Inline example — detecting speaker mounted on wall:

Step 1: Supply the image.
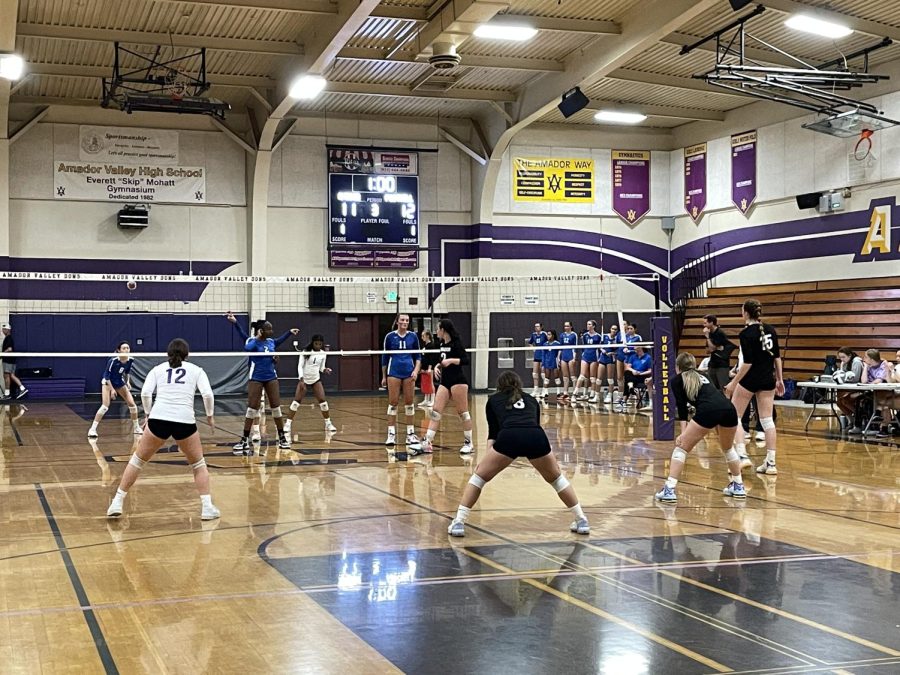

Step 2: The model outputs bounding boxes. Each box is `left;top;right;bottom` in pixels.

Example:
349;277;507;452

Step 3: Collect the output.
557;87;590;119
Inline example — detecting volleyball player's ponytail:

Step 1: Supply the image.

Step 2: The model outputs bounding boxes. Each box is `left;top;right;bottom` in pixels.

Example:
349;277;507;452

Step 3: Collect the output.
743;298;763;321
250;319;265;335
676;352;702;401
167;338;190;368
497;370;523;408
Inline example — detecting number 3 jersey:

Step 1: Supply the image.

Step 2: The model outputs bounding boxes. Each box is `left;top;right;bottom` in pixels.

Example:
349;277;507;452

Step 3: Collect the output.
738;322;780;388
141;361;214;424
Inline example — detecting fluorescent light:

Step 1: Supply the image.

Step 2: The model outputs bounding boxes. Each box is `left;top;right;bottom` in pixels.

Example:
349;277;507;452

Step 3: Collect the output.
785;15;852;39
473;24;537;41
0;54;25;81
594;110;647;124
289;75;327;100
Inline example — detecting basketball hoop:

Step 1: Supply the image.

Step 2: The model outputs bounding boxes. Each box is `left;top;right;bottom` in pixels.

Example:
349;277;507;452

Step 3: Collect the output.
854;128;874;161
164;69;186;101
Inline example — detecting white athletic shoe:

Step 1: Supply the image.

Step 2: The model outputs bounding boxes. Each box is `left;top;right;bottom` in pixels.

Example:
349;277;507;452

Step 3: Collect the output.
385;430;396;446
88;427;99;439
106;498;124;518
133;423;143;435
201;503;221;521
420;438;434;454
570;517;590;535
325;420;337;433
603;393;612;404
459;442;474;454
282;420;292;435
755;431;766;442
250;426;261;442
448;519;466;537
406;433;422;451
739;455;753;470
232;439;251;455
756;461;778;475
277;437;292;450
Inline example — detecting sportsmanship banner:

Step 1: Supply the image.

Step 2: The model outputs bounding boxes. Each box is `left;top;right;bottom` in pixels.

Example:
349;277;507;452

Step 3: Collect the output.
328;148;418;175
54;162;206;203
329;248;418;269
512;157;594;202
731;130;757;215
684;143;707;223
79;125;179;164
611;150;651;224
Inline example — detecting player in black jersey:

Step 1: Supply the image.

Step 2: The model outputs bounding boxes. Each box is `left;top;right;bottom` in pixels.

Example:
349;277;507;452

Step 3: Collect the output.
447;371;590;537
420;319;474;455
724;299;784;475
655;353;746;503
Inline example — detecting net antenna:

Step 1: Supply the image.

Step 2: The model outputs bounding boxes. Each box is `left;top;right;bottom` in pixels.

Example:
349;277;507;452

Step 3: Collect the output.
681;4;899;138
101;42;230;120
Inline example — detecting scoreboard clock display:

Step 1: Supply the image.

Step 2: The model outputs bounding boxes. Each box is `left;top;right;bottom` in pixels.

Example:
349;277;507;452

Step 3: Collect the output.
329;173;418;246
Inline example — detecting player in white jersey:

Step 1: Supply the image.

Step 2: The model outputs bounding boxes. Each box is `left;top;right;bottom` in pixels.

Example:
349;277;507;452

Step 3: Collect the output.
283;334;336;438
106;338;219;520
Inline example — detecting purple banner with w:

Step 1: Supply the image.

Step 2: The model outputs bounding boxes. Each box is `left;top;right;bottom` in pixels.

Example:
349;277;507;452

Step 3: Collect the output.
731;130;757;216
612;150;651;224
684;143;707;223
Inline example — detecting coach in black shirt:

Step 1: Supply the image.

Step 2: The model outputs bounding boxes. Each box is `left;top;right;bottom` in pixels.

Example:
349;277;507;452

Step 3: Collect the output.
703;315;734;392
1;323;27;399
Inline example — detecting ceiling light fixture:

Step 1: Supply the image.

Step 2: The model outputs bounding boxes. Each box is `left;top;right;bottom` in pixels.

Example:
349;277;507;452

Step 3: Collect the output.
0;54;25;81
289;74;327;100
473;24;537;41
784;15;853;39
594;110;647;124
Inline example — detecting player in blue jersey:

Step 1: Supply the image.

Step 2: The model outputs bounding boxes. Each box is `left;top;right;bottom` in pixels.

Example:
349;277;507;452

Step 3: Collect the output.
527;322;547;396
558;321;579;401
573;320;603;403
611;322;641;404
601;324;620;403
227;313;299;454
381;313;422;449
88;341;142;438
541;329;560;398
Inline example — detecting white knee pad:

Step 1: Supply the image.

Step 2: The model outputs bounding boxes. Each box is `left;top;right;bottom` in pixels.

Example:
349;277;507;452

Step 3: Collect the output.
405;404;415;417
724;448;739;463
268;406;282;418
128;454;146;470
589;377;595;385
468;474;486;489
429;409;443;421
289;401;301;412
245;407;260;419
97;405;109;416
460;411;471;421
128;405;138;415
550;475;570;493
387;404;398;415
554;378;561;386
672;448;688;463
191;458;207;471
319;401;329;412
760;417;775;431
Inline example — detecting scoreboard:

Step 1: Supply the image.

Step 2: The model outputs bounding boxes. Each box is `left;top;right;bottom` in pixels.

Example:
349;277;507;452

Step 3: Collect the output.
328;173;419;246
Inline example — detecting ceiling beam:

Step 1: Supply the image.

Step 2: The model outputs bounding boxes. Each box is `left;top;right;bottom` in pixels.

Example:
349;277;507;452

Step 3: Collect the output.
16;23;302;56
24;62;277;88
585;102;725;121
608;67;752;97
0;0;17;140
323;80;515;102
764;0;900;42
336;46;564;72
145;0;336;15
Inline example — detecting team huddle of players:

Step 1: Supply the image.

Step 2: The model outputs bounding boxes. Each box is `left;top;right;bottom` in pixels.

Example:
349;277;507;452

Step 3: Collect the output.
526;319;653;408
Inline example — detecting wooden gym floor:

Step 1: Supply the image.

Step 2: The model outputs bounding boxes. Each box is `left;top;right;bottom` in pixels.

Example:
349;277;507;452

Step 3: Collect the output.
0;395;897;674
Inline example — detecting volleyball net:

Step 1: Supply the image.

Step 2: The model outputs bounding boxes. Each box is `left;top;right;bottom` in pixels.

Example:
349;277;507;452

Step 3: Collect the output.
0;271;661;396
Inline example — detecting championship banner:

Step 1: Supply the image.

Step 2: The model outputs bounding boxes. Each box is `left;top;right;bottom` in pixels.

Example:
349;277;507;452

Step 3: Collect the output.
54;162;206;203
651;316;675;441
731;130;757;216
512;157;594;202
684;143;707;223
328;148;418;175
611;150;651;224
79;125;179;164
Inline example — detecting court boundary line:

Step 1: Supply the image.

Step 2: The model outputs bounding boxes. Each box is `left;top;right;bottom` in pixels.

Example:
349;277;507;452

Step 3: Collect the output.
33;483;119;675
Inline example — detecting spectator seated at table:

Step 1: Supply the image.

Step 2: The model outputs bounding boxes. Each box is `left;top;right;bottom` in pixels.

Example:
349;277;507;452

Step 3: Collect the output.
619;346;652;410
860;349;894;438
834;347;864;430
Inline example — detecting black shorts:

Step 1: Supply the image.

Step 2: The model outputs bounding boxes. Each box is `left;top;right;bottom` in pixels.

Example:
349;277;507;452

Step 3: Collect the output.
438;371;469;390
147;418;198;441
692;406;739;430
493;427;552;460
738;376;775;394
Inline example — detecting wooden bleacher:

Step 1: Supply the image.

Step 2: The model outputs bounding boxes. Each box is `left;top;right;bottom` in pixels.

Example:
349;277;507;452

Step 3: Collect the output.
677;276;900;381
